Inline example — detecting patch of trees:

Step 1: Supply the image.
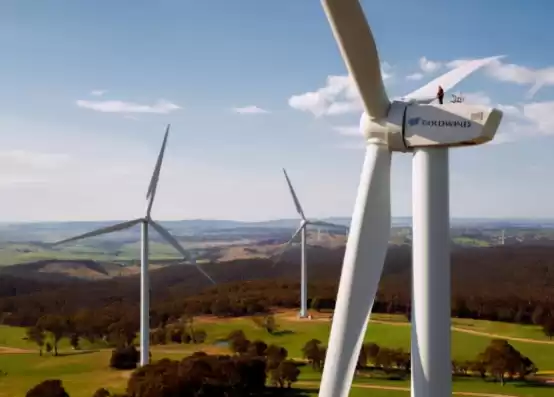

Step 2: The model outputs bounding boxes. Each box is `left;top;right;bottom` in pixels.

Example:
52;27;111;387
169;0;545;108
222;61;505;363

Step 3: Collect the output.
452;339;537;385
349;339;537;385
5;246;554;336
149;316;207;346
24;309;140;356
26;345;305;396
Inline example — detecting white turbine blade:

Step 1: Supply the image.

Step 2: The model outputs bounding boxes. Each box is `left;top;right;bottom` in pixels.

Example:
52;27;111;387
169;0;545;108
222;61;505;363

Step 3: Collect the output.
319;143;391;397
321;0;390;119
272;223;305;266
51;219;142;246
403;56;504;104
146;124;170;214
282;169;306;220
148;220;216;284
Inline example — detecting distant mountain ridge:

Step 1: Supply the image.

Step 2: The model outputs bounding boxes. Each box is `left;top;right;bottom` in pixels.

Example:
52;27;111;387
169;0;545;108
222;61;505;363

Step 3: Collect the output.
2;217;554;244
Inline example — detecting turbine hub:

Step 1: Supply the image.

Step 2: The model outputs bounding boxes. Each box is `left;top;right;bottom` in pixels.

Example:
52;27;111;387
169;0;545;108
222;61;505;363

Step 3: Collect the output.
359;101;409;152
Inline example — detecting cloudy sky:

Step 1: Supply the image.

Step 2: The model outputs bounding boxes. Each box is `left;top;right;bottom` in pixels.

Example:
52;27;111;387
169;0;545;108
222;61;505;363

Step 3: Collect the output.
2;0;554;222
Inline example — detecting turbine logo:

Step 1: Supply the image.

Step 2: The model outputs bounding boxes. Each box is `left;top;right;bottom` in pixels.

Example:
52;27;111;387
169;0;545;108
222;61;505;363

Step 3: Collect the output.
407;117;472;128
408;117;421;126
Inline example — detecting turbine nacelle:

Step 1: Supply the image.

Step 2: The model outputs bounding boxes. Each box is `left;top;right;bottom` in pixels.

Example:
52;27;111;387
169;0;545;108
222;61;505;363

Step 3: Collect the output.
360;101;503;152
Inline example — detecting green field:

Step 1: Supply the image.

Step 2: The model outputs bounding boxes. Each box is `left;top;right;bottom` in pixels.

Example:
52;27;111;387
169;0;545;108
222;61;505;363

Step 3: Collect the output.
0;241;199;266
1;313;553;396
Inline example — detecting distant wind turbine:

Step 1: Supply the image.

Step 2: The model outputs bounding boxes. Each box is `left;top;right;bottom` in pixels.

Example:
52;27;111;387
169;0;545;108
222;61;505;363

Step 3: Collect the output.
51;125;215;366
273;168;348;318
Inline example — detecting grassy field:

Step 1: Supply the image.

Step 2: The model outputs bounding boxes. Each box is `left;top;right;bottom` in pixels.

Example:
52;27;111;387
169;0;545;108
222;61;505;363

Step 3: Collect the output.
1;313;553;396
0;241;198;266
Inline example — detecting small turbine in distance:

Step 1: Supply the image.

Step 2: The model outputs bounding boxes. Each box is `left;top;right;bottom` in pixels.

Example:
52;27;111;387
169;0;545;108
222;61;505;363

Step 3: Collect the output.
50;124;215;366
272;168;348;318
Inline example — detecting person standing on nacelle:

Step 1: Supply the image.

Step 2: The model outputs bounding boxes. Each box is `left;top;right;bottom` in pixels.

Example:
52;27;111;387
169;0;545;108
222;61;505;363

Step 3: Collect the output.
437;85;444;104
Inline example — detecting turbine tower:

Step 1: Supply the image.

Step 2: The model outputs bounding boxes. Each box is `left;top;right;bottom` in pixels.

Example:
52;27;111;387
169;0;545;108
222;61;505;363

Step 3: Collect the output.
52;125;215;366
273;168;347;318
317;1;504;396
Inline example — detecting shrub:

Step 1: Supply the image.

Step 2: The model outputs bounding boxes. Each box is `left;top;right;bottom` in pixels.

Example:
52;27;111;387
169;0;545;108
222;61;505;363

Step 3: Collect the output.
110;345;139;370
26;379;69;397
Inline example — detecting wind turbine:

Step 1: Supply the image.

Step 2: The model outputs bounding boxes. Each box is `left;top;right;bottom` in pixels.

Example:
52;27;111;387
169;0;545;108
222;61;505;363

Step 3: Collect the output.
317;1;504;397
51;125;215;366
273;168;348;318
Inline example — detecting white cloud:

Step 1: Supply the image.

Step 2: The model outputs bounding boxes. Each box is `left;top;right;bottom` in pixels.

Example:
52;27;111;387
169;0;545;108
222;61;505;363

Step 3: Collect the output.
467;58;554;99
288;62;393;117
446;58;475;69
523;101;554;133
232;105;269;114
76;99;181;114
288;75;359;117
90;90;107;97
381;62;394;81
406;73;424;81
487;100;554;144
419;56;442;73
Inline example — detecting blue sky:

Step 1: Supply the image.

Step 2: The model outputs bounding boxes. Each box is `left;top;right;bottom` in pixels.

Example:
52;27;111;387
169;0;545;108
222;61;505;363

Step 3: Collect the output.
1;0;554;222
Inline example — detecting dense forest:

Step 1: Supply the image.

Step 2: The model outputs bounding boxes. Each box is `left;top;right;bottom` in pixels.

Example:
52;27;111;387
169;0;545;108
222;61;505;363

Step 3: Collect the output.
2;245;554;330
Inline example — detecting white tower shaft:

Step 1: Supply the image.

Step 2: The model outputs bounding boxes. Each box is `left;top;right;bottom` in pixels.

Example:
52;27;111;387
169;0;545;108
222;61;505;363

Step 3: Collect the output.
300;226;308;318
140;220;150;366
411;147;451;397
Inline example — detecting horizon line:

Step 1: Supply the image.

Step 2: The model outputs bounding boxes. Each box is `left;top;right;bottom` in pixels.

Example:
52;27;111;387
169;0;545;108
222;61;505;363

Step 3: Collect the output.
2;216;554;225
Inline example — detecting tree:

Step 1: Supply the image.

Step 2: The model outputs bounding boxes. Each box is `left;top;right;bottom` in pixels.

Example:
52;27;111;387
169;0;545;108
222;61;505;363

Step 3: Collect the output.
228;330;250;355
531;305;545;325
266;344;288;371
107;319;137;348
390;348;410;373
311;297;322;312
264;314;277;334
469;360;486;378
37;315;67;356
478;339;537;385
192;329;207;344
364;342;380;365
26;326;45;356
375;348;394;373
270;360;300;388
542;316;554;340
92;388;111;397
248;340;268;357
69;333;80;350
26;379;69;397
302;339;325;371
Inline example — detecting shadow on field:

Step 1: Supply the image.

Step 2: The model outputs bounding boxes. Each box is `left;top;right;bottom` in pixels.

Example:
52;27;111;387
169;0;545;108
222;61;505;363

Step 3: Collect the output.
56;349;98;357
515;380;554;388
262;387;312;396
272;330;294;337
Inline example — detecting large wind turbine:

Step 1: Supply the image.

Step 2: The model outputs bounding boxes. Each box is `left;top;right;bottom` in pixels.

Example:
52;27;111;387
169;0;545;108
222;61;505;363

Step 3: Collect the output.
51;125;215;366
318;1;503;397
273;168;347;318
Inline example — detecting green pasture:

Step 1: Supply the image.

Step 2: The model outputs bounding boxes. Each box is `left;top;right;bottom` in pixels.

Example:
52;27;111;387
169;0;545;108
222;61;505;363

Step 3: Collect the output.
0;240;204;266
1;314;554;396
